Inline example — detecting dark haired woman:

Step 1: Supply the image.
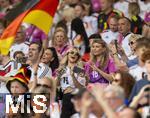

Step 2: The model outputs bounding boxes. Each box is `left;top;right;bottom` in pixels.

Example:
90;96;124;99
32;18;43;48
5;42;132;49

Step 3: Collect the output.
71;17;90;56
112;71;135;105
41;47;59;76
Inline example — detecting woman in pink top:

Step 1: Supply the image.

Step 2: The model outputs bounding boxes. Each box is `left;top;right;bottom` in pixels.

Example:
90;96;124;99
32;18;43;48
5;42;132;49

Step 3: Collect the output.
85;38;117;84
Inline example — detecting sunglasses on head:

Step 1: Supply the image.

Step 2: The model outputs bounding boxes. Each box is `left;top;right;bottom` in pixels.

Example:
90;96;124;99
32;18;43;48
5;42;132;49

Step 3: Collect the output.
128;41;135;46
37;84;52;89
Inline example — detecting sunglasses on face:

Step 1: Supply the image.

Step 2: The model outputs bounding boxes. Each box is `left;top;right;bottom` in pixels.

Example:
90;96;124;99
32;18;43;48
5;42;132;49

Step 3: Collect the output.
113;79;120;82
128;41;135;46
37;84;52;89
69;51;79;56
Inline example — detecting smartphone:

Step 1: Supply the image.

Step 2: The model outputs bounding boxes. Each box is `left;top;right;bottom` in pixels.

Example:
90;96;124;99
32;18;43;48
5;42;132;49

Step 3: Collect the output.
73;66;84;74
114;40;118;53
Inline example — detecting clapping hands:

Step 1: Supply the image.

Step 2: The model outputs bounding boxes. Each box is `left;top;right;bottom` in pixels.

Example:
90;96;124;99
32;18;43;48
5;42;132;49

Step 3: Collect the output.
90;84;105;102
89;62;99;71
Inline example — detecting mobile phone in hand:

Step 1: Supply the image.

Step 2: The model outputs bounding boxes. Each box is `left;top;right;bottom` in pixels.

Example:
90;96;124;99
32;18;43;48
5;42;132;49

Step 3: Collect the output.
114;40;118;53
73;66;84;74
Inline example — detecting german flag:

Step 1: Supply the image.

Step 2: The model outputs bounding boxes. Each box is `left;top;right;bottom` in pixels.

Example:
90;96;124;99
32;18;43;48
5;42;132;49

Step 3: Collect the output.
5;0;40;21
23;0;59;35
0;10;30;55
0;0;59;55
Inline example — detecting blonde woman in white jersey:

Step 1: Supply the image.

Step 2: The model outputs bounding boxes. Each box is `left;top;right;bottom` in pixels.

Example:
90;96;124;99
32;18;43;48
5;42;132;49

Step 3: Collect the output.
56;47;88;118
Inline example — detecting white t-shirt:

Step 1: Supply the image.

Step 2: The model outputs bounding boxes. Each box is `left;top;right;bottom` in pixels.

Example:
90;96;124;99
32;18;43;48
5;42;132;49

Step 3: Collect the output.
129;65;146;81
29;63;52;82
0;60;21;93
60;66;86;91
101;30;120;44
114;1;129;18
0;60;21;76
9;42;29;59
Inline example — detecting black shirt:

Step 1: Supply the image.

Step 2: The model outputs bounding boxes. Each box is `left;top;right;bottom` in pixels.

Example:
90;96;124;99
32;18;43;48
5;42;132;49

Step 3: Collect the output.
97;9;123;32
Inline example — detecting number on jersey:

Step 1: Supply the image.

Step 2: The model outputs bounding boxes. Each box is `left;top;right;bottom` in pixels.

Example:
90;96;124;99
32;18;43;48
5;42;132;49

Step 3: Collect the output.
63;77;69;84
92;71;99;78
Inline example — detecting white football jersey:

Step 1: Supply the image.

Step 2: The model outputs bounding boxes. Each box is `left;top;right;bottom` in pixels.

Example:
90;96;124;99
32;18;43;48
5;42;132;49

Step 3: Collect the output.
0;60;21;93
29;63;52;82
60;66;86;91
0;60;21;76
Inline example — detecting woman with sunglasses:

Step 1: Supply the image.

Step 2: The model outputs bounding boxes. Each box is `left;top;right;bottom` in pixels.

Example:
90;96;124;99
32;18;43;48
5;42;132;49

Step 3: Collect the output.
109;34;143;71
128;34;143;59
85;39;117;84
56;47;88;118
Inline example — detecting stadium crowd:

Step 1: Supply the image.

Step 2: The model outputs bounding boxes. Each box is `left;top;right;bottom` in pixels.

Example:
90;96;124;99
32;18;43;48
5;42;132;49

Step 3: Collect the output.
0;0;150;118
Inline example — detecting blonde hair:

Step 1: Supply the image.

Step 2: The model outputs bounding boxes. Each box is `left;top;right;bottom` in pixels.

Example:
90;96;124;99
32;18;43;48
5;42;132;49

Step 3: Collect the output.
52;28;68;46
128;2;140;17
90;39;109;69
62;7;75;22
60;47;83;67
129;34;143;42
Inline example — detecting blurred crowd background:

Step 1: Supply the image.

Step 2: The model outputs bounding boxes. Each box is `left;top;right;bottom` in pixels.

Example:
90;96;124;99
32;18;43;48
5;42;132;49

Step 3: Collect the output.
0;0;150;118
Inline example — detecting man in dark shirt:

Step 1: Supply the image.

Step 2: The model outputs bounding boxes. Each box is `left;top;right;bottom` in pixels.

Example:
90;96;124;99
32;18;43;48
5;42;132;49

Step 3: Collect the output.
97;0;123;32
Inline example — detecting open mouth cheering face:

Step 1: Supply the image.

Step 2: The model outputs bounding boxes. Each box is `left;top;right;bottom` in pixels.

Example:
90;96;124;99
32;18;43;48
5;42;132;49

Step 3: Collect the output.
68;48;80;63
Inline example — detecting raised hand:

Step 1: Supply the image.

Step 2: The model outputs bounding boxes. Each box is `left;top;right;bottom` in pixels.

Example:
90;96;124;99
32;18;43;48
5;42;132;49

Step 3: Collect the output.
137;84;150;99
90;84;105;101
130;84;150;108
31;48;44;91
89;62;98;71
108;44;117;55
